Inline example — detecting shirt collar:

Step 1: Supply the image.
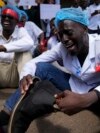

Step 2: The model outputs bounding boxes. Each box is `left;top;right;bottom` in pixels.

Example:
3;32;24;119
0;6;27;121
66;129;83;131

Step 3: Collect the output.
0;25;18;39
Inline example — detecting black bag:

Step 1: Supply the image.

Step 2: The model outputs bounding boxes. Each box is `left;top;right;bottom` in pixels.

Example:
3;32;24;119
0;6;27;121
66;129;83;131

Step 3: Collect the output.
8;80;61;133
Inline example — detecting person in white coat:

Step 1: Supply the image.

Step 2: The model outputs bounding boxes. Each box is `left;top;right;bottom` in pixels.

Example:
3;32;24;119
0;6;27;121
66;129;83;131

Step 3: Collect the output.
87;0;100;34
0;7;100;132
47;17;60;50
0;5;33;88
18;10;44;57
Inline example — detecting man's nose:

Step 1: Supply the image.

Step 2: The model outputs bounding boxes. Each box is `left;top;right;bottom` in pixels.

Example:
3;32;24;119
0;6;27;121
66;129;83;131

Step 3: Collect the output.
5;16;9;19
63;34;70;42
3;15;10;20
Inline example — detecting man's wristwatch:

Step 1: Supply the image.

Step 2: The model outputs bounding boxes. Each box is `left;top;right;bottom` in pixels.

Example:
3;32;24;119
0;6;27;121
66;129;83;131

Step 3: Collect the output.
94;90;100;100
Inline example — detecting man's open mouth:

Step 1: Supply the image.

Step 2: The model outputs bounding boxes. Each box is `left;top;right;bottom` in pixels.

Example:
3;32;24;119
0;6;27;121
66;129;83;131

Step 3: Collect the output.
3;21;10;26
65;44;74;48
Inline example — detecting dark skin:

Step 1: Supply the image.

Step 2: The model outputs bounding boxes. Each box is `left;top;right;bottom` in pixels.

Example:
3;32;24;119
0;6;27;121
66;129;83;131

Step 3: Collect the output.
94;0;100;5
58;20;89;57
20;20;98;115
79;0;88;10
49;18;60;41
0;14;18;52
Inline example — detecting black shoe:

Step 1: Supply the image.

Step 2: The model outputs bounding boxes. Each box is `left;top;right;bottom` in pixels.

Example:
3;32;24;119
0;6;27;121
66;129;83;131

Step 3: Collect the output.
8;80;61;133
0;125;8;133
0;110;10;126
0;127;4;133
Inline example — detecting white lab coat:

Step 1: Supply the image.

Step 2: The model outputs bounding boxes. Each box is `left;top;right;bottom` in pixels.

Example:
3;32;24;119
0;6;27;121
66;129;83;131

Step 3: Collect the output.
20;34;100;94
0;26;33;62
24;21;43;53
24;21;43;45
47;36;59;50
87;3;100;30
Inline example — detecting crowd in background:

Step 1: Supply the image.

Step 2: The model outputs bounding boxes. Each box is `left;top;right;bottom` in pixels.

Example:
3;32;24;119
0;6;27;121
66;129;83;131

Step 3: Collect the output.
0;0;99;78
0;1;100;32
0;0;99;70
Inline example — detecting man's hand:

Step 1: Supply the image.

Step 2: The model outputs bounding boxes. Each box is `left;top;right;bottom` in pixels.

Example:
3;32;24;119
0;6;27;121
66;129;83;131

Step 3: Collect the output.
55;90;98;115
0;45;6;52
19;74;33;94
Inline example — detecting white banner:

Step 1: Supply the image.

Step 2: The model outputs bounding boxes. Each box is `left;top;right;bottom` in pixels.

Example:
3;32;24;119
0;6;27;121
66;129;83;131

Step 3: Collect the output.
40;4;60;20
18;0;37;6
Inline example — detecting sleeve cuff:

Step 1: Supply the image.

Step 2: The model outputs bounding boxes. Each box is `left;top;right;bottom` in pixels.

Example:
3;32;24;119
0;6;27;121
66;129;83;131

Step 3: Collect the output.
94;86;100;92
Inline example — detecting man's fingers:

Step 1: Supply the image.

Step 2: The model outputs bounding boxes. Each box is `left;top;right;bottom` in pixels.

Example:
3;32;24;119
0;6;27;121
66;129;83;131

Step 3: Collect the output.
53;104;60;110
54;92;65;99
20;75;33;94
20;79;28;94
26;75;33;84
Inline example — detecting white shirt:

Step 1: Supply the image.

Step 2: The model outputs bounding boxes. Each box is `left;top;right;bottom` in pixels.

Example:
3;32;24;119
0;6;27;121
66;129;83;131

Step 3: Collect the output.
47;36;59;50
24;21;43;52
87;3;100;30
0;26;33;62
20;34;100;94
24;21;43;44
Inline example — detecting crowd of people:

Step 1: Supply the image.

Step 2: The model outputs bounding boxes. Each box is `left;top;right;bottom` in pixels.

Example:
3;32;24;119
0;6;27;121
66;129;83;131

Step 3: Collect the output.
0;0;100;133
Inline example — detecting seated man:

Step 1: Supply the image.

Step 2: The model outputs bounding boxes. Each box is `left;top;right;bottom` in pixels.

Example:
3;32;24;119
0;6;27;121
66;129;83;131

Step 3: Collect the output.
0;5;33;88
0;7;100;133
87;0;100;34
18;10;45;57
47;17;60;50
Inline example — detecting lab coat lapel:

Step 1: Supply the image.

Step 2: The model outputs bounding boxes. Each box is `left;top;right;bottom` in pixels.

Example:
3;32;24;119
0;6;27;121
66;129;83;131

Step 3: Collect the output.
81;35;95;74
81;55;91;74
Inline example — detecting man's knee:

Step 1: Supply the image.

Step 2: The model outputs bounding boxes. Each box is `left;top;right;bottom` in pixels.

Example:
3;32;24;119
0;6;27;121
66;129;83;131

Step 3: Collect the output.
36;62;53;78
36;62;51;70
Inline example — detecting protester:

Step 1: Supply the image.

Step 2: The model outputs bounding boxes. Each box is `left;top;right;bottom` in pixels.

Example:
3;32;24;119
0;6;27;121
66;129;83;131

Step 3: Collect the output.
0;5;33;88
47;17;60;50
18;10;44;57
87;0;100;34
0;7;100;132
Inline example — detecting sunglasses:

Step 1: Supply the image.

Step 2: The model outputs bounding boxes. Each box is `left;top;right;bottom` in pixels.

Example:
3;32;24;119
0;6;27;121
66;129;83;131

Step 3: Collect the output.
1;14;15;20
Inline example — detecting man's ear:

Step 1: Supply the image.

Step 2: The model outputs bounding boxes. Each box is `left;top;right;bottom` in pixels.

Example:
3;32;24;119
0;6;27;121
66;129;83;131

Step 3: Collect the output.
16;20;19;25
85;27;88;32
82;25;88;33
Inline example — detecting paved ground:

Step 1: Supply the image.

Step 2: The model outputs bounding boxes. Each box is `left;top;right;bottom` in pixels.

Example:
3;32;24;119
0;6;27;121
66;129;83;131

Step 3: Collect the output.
0;89;100;133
